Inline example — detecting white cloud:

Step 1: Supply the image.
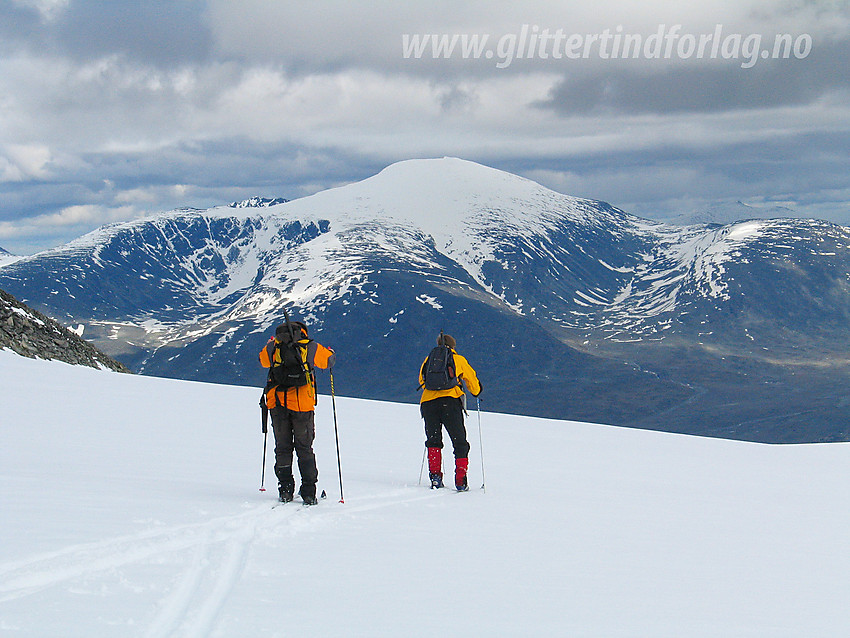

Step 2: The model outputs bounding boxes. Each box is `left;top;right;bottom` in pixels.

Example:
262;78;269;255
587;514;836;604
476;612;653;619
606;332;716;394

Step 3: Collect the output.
0;144;53;181
0;0;847;254
35;204;139;228
0;203;147;250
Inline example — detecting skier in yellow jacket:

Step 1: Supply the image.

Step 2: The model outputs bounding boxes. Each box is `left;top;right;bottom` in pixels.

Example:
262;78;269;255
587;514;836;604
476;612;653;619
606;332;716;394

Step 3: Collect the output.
259;320;335;504
418;333;481;491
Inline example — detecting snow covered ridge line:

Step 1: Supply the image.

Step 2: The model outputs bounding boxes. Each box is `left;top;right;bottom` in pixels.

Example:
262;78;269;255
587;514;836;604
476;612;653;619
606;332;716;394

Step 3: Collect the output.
402;24;813;69
0;254;22;268
0;244;21;268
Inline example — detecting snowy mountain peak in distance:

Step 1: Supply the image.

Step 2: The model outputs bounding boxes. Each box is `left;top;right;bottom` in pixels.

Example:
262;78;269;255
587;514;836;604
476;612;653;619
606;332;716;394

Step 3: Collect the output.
283;157;609;232
267;157;632;282
229;196;289;208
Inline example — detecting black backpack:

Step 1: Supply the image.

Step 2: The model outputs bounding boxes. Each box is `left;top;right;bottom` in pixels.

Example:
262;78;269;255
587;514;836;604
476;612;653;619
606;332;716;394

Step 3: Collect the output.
269;335;311;389
422;344;459;391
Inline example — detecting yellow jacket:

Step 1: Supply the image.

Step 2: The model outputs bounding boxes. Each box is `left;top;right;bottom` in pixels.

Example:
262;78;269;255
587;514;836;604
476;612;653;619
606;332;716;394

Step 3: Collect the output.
419;348;481;403
259;333;336;412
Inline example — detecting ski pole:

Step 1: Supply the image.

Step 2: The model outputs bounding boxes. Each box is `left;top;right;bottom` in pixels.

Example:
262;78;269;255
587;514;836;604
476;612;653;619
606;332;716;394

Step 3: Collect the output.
260;400;269;492
477;396;486;493
330;369;345;503
418;446;426;486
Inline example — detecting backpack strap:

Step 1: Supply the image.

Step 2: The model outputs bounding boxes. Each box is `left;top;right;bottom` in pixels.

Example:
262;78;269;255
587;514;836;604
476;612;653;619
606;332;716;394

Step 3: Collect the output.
416;357;428;391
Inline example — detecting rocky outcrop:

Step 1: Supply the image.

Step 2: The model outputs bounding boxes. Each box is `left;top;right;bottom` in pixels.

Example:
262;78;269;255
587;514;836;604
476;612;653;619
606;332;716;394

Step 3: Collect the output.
0;288;130;373
229;196;288;208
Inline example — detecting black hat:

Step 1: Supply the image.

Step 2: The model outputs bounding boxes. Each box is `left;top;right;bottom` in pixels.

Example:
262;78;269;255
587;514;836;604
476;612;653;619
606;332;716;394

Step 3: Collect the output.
276;321;307;339
437;333;456;349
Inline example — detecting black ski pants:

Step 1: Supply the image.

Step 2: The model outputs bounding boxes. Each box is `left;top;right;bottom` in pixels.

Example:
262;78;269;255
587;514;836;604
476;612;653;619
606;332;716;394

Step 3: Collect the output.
270;406;318;498
421;396;470;459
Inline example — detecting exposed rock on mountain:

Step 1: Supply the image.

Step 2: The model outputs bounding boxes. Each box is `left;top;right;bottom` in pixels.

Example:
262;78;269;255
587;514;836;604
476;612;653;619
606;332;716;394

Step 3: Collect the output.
229;197;289;208
0;288;129;373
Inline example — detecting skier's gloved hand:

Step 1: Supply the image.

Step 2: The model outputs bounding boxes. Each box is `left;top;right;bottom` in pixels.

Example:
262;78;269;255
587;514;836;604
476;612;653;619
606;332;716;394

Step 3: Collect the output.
474;380;483;397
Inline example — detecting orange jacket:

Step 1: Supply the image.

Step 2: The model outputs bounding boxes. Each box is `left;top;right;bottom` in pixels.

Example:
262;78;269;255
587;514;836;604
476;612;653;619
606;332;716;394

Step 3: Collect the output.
259;334;336;412
419;348;481;404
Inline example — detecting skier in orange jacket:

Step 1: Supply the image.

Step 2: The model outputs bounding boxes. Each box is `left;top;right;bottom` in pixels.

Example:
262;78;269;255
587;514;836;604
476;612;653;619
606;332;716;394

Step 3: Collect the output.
259;320;335;504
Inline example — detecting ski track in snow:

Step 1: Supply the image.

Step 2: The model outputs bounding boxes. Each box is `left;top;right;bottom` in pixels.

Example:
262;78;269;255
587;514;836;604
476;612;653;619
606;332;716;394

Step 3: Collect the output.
0;487;444;637
6;351;850;637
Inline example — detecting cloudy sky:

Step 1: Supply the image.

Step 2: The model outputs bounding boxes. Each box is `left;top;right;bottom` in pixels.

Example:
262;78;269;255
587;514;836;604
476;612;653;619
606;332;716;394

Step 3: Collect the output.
0;0;848;254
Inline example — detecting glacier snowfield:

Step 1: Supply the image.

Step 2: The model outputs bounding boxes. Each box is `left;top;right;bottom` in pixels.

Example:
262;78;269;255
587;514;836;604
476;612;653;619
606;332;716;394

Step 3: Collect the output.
2;350;850;637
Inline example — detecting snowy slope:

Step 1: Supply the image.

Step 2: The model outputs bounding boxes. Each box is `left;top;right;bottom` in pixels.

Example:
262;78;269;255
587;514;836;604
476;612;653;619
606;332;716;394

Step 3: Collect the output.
2;350;850;637
0;244;20;268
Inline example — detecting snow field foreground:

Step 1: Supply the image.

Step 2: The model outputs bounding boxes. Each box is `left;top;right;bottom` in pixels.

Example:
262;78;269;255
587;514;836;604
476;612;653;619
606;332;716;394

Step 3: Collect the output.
2;350;850;637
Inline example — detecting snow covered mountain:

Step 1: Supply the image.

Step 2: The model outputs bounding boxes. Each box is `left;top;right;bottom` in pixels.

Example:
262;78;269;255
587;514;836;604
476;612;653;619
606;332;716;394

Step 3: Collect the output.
2;158;849;441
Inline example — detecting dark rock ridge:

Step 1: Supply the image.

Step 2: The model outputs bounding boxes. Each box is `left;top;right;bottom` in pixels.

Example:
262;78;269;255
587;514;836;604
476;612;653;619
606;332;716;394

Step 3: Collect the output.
0;288;129;373
229;197;288;208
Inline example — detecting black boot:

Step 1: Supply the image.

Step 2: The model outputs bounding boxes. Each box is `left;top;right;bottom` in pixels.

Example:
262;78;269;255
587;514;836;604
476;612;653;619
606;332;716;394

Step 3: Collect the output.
300;485;318;505
277;472;294;503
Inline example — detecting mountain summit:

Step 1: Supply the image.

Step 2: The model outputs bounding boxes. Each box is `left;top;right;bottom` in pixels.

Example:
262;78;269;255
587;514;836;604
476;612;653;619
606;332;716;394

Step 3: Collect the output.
2;158;849;442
